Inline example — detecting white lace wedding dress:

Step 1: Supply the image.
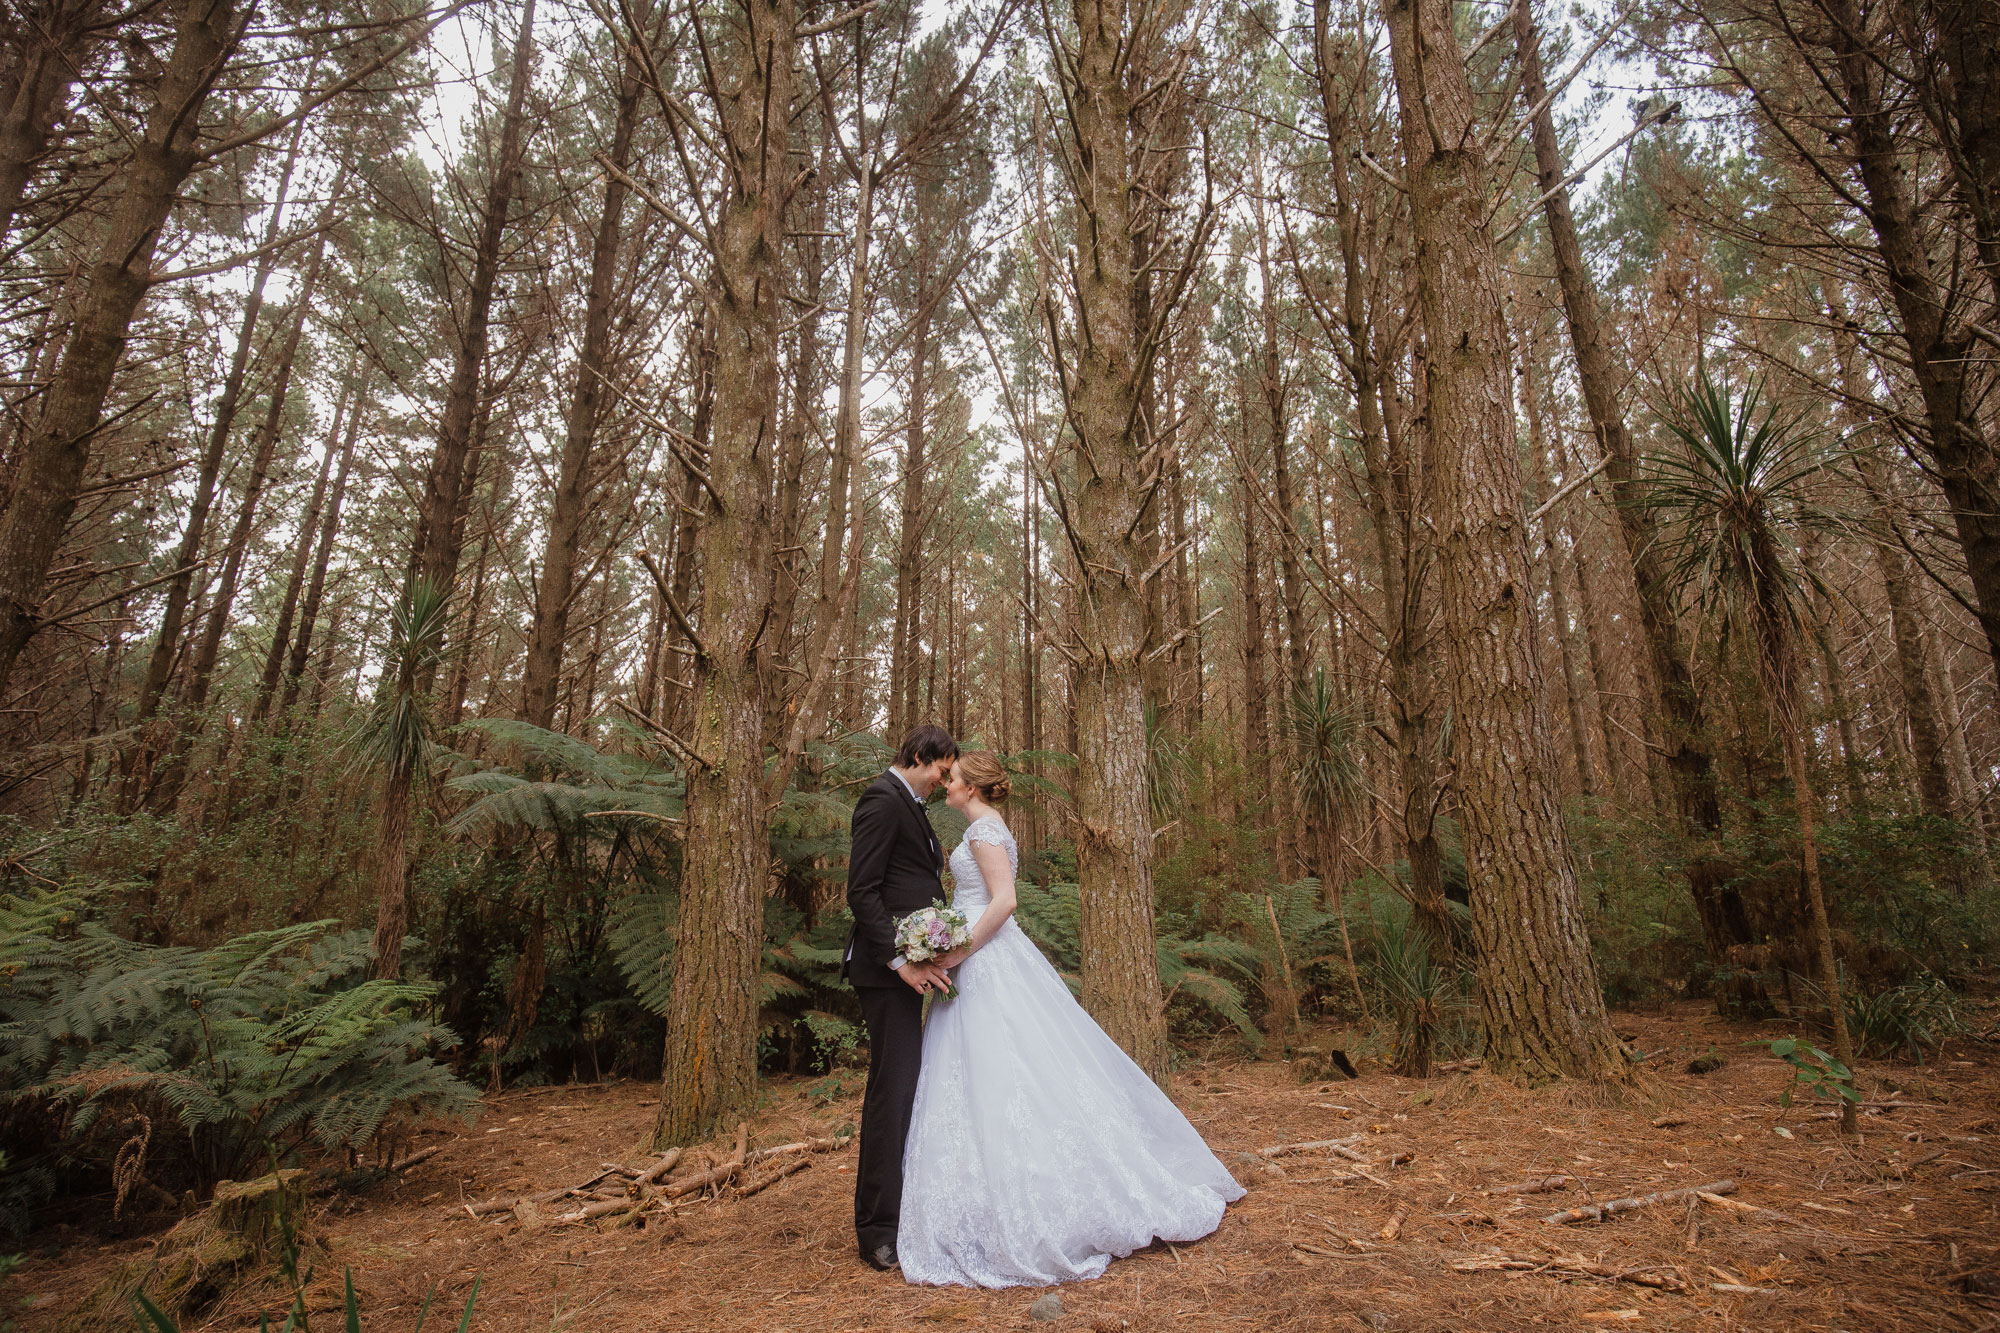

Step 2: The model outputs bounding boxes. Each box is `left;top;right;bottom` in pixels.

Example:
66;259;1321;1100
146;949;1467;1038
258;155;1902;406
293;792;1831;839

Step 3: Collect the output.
898;814;1245;1288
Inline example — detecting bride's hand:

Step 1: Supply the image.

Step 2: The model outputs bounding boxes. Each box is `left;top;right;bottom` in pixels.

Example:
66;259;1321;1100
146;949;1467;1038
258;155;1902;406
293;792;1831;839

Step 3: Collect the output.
936;947;970;969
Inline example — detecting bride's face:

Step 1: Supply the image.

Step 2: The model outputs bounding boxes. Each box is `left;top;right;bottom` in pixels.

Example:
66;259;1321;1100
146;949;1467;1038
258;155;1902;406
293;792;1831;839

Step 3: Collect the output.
942;766;975;811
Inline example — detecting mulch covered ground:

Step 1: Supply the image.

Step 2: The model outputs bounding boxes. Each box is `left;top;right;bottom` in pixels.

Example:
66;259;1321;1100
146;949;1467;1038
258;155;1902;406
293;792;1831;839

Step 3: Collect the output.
13;1002;2000;1331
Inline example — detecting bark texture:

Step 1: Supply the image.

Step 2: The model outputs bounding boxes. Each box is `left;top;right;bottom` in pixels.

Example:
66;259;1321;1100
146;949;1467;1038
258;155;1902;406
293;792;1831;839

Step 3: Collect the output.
0;0;242;701
1821;0;2000;680
409;0;536;598
653;0;793;1146
519;44;641;733
1510;0;1757;999
1385;0;1626;1081
1052;0;1170;1083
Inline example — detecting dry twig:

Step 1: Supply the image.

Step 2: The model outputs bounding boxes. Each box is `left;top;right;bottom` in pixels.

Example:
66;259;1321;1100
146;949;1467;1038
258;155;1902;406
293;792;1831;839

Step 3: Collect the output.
1544;1180;1737;1225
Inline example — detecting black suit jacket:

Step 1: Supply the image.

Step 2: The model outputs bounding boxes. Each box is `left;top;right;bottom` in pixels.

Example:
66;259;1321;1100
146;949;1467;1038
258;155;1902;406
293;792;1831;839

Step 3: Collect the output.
842;772;945;989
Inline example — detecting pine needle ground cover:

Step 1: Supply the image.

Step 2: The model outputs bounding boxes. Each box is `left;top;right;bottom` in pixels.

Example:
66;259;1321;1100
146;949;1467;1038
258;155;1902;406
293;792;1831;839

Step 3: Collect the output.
9;1003;1995;1332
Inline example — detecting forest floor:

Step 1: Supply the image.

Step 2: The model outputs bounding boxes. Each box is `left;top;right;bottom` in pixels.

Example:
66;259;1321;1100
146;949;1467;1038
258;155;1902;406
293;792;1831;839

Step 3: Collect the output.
13;1002;2000;1332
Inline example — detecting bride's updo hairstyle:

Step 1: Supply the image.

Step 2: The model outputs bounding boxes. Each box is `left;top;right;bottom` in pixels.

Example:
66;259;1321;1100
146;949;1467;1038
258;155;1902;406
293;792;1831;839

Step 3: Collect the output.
956;750;1011;804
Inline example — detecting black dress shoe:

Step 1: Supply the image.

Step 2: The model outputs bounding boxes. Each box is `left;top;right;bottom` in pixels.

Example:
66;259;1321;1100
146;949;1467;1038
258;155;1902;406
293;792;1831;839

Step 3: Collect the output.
863;1243;900;1272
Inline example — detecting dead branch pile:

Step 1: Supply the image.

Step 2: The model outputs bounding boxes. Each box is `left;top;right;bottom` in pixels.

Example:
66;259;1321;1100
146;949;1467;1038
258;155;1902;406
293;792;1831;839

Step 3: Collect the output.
456;1124;851;1229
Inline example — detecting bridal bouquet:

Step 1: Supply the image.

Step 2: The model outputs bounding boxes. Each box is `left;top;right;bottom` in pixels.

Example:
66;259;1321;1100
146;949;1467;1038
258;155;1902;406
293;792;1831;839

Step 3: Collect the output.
895;901;972;998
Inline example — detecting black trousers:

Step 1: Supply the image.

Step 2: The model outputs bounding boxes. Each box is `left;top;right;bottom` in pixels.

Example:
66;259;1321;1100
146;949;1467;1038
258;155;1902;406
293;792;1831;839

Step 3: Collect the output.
854;981;923;1253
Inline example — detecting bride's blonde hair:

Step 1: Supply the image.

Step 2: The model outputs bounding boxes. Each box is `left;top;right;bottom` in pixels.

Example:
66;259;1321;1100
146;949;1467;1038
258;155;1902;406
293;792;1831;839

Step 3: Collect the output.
955;750;1011;803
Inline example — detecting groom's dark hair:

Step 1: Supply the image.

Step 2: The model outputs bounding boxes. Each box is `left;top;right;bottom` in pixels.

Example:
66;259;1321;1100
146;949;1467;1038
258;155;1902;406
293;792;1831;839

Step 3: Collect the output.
895;724;959;769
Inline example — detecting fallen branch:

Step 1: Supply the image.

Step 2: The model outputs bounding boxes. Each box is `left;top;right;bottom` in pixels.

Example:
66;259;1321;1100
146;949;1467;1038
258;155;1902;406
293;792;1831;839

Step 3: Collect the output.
634;1147;685;1187
1379;1207;1408;1241
1544;1180;1736;1225
735;1155;812;1199
1292;1241;1385;1259
1453;1252;1691;1292
744;1135;849;1167
1488;1174;1576;1195
464;1164;631;1217
394;1144;444;1173
1259;1136;1365;1160
1696;1190;1809;1228
662;1122;749;1199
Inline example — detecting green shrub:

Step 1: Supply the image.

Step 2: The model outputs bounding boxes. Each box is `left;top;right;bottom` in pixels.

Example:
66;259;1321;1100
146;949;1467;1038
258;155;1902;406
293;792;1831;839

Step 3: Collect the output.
0;888;477;1197
1842;973;1964;1061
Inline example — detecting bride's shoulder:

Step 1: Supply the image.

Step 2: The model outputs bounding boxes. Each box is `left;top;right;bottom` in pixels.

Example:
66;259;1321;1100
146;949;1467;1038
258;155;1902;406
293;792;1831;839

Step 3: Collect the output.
963;812;1014;845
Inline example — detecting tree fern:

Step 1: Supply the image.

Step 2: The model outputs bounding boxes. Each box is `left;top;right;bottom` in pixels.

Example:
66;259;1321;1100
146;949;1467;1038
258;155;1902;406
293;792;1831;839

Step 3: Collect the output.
0;888;477;1188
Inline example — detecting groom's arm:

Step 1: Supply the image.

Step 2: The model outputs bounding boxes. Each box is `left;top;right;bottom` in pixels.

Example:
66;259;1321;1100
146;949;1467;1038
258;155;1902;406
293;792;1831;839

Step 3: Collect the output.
845;791;904;969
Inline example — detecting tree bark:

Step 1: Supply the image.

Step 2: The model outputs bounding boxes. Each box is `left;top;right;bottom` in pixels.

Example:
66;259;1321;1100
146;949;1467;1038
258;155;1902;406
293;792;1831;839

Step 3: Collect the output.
1819;0;2000;681
252;351;355;724
1386;0;1626;1081
180;234;329;716
0;0;110;241
408;0;536;598
1048;0;1171;1082
519;37;641;734
0;0;244;702
134;115;310;727
1511;0;1759;1001
282;365;366;716
652;0;793;1145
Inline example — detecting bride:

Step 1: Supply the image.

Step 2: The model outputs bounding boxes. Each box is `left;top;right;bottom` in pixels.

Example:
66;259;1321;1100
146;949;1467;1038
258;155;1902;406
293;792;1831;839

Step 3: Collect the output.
896;750;1245;1288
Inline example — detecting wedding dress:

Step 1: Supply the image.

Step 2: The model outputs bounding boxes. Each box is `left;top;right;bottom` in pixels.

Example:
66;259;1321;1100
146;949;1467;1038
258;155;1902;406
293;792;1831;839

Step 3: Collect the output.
898;814;1246;1288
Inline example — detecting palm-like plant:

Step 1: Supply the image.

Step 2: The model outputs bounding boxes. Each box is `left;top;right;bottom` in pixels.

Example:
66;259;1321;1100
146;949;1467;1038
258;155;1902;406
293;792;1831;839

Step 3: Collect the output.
1288;668;1367;1015
353;578;451;981
1644;373;1858;1130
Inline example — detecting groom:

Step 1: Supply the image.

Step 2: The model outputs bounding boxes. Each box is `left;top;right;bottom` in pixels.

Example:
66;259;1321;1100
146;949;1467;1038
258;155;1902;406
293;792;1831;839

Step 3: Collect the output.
843;723;959;1272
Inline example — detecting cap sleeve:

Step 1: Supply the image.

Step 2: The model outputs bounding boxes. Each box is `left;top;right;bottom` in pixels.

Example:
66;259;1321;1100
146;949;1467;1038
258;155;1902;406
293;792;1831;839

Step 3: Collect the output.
964;815;1014;849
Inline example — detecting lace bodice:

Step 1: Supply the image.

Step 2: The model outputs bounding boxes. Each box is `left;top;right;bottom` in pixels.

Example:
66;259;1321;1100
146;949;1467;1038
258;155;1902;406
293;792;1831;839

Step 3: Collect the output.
947;815;1017;914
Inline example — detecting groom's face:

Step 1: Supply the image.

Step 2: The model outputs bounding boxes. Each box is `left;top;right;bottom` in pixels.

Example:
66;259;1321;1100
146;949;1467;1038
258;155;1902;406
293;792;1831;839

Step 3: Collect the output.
911;754;954;796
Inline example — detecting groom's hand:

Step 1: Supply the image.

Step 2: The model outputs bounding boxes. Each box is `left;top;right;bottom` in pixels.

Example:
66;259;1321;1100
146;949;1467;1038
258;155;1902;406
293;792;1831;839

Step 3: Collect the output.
900;962;946;994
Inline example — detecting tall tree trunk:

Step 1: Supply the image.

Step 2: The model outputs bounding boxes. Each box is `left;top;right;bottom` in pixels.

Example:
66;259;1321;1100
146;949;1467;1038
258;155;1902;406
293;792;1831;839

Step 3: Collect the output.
181;234;328;715
1050;0;1170;1081
0;0;243;702
0;0;109;240
252;351;355;724
1310;0;1453;956
1511;0;1756;1001
813;156;876;728
409;0;536;598
1240;453;1271;820
369;763;415;980
519;41;640;734
1919;0;2000;312
1819;0;2000;680
663;306;715;734
1250;149;1309;690
652;0;793;1145
891;309;934;737
282;366;366;715
1387;0;1626;1081
135;116;309;726
766;138;824;739
502;29;643;1065
1519;326;1597;800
